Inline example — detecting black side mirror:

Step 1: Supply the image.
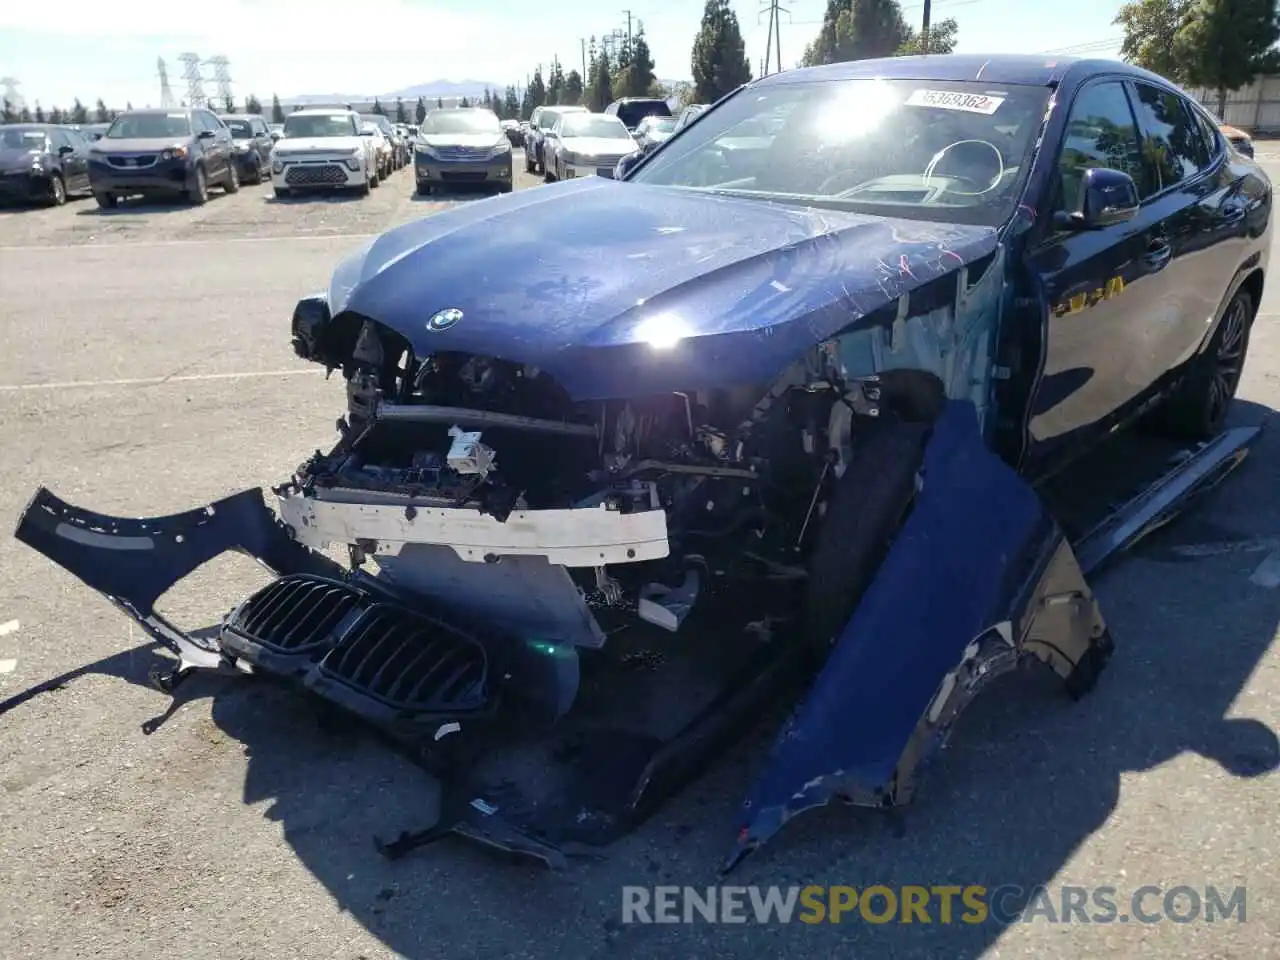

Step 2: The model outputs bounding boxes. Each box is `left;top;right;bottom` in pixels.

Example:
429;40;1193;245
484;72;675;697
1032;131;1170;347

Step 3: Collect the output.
58;145;74;155
1058;167;1140;230
613;150;645;180
197;129;216;140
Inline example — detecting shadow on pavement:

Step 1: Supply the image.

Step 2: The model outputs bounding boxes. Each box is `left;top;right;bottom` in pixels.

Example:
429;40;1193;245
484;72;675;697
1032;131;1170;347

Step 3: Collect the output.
3;404;1278;959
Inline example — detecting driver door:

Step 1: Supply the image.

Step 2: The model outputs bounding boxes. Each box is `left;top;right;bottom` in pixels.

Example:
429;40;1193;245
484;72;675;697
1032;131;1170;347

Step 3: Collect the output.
1022;77;1178;475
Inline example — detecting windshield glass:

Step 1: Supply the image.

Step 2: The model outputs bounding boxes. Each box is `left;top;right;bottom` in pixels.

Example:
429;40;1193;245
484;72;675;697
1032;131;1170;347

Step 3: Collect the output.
282;113;358;138
561;115;631;139
422;111;501;135
225;119;253;138
105;113;191;139
0;127;47;149
629;79;1051;226
647;117;678;134
361;115;393;133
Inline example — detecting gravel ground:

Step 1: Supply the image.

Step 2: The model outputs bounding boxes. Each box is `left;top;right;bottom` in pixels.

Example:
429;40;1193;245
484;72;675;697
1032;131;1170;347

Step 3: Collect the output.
0;152;1276;960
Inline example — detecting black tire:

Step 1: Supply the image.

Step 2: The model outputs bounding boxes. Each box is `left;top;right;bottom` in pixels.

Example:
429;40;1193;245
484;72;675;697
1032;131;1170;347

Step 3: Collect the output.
47;173;66;206
804;418;930;658
1152;288;1254;440
94;191;115;210
273;187;291;200
357;177;372;197
250;158;264;184
524;152;535;174
188;165;208;205
223;163;240;194
416;183;432;196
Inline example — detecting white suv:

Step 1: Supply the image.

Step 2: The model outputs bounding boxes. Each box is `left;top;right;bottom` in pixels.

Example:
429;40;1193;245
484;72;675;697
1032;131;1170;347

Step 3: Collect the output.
270;108;377;198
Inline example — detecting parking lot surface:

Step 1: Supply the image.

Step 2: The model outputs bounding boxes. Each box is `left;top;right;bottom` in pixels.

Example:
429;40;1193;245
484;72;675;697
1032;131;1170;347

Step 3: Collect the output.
0;153;1277;960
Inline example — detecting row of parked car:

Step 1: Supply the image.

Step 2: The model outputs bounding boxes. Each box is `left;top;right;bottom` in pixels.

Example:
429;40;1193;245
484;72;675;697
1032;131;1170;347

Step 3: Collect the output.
0;107;418;208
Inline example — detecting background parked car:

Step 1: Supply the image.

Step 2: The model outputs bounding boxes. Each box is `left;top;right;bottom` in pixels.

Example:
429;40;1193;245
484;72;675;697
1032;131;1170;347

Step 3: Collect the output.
222;114;274;184
0;123;92;206
673;103;707;131
1216;117;1255;157
525;104;587;174
88;108;237;208
267;123;284;142
544;112;638;181
361;123;395;179
413;107;512;195
634;114;678;153
500;119;522;147
271;108;377;198
604;96;672;133
79;122;111;142
361;114;405;169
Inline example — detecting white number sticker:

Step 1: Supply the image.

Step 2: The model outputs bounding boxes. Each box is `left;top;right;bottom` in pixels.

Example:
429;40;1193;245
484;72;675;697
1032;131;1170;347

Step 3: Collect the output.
905;89;1007;115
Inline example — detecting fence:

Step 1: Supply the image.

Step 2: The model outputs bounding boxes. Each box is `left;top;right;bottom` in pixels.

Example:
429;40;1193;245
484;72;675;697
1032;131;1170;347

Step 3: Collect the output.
1186;75;1280;133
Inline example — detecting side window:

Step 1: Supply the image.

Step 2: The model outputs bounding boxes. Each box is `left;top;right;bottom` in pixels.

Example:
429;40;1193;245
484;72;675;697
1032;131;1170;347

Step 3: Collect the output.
1056;81;1145;212
49;129;70;150
604;103;617;116
1130;82;1206;191
66;129;87;149
191;113;209;133
1190;106;1222;161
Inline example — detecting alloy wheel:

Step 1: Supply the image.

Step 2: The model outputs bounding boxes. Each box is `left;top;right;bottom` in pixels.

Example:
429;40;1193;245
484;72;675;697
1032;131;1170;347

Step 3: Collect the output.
1206;297;1248;425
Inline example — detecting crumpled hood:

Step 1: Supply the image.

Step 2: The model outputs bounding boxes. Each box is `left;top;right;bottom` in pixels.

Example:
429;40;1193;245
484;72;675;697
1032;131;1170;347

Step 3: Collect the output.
328;177;998;399
91;137;190;153
0;147;44;171
274;136;362;154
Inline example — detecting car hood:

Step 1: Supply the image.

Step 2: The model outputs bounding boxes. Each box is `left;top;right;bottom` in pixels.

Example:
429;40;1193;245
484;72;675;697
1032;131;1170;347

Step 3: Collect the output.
0;147;44;170
275;136;363;153
329;178;999;399
561;136;636;156
419;133;506;149
91;137;191;153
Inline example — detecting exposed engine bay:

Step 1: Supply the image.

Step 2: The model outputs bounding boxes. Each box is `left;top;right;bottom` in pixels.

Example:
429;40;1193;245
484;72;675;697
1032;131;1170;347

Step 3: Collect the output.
287;304;943;647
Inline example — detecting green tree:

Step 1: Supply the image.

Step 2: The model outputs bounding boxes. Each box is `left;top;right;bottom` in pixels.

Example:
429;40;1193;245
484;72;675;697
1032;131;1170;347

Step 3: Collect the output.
271;94;285;123
223;94;235;113
395;97;407;122
483;88;495;113
896;17;959;54
547;58;565;105
1175;0;1280;115
436;96;444;108
70;98;89;123
802;0;911;65
245;94;262;114
691;0;753;103
616;24;657;96
1115;0;1193;82
49;106;64;123
371;97;386;115
563;69;585;105
94;98;111;122
525;68;547;117
19;105;32;121
416;97;428;123
504;85;521;118
589;51;614;110
1;98;15;122
125;101;133;110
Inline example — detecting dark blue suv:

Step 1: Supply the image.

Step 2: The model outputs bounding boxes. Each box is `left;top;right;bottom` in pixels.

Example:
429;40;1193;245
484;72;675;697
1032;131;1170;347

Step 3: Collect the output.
88;107;239;208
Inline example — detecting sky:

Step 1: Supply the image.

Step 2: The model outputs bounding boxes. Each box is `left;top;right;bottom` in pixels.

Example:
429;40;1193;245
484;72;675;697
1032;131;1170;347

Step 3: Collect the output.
0;0;1127;111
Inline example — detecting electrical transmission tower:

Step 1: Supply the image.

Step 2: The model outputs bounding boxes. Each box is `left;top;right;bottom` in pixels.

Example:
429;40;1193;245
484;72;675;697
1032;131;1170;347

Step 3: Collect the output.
157;58;177;108
600;28;626;61
1;76;22;109
177;52;207;107
206;55;233;107
760;0;788;76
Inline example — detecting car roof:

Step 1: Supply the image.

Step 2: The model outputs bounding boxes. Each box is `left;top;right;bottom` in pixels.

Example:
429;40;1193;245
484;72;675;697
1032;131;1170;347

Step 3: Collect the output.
221;114;257;121
755;54;1168;89
117;108;193;115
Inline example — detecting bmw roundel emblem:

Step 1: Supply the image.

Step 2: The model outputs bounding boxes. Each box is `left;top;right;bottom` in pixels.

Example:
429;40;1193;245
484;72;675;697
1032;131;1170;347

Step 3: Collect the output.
426;308;463;332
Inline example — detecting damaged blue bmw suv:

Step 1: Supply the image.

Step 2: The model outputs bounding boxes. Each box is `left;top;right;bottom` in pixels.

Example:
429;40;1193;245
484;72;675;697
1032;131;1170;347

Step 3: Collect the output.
17;55;1271;871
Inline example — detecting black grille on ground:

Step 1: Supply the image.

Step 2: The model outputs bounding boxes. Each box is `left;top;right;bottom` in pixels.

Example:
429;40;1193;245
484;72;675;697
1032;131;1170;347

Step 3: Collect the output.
317;604;488;712
285;164;347;185
223;574;363;656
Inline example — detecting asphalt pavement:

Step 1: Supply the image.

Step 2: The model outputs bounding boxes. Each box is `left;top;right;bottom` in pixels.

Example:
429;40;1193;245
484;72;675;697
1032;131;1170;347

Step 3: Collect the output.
0;152;1276;960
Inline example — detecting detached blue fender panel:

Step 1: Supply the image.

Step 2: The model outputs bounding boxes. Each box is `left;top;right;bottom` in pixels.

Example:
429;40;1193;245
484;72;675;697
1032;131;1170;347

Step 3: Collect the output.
729;400;1108;868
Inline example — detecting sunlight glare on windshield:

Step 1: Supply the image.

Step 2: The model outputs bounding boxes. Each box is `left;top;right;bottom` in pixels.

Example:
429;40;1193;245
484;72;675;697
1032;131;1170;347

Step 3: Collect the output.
813;79;900;143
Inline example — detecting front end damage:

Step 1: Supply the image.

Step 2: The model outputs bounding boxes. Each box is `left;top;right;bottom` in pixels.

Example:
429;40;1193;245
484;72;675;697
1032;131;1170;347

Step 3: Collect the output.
16;239;1205;870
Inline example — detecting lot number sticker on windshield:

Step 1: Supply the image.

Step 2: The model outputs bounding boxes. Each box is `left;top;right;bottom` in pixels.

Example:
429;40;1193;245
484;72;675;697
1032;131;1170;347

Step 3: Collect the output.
906;89;1006;114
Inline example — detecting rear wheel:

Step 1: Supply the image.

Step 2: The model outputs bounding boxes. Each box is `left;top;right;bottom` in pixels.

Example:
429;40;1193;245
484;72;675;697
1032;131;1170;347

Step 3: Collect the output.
187;166;208;205
46;173;66;206
223;163;240;194
524;151;535;174
1152;288;1254;440
804;417;930;659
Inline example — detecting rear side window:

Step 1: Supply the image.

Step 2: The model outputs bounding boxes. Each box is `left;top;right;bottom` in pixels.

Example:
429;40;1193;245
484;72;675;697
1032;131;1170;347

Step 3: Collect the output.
616;100;671;128
1056;81;1146;211
1130;82;1209;191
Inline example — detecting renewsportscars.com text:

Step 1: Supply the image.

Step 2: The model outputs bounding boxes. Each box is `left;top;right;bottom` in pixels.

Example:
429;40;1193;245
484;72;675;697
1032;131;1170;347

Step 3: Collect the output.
621;884;1248;925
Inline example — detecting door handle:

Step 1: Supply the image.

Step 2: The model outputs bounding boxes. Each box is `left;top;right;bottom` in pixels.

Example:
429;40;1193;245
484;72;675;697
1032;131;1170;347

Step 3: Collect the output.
1144;238;1172;270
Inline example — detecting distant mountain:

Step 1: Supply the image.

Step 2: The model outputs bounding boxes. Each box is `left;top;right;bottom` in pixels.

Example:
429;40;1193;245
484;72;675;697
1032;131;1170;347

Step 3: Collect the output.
287;80;506;106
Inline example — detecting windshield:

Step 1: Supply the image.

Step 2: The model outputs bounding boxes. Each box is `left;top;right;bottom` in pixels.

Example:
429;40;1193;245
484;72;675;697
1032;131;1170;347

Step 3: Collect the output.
648;117;677;134
225;120;253;138
629;79;1051;227
0;128;47;149
616;100;671;128
361;115;393;133
105;113;192;139
282;113;358;138
561;115;631;139
422;111;501;135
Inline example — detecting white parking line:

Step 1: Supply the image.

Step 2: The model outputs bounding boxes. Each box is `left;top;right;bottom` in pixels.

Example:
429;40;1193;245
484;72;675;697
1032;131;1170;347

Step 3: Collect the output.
0;232;377;253
0;369;323;392
0;620;17;637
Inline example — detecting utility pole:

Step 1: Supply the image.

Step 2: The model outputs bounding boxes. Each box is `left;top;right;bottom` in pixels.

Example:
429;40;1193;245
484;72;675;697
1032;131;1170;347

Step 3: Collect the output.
580;38;588;79
760;0;788;75
921;0;932;54
623;9;633;48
